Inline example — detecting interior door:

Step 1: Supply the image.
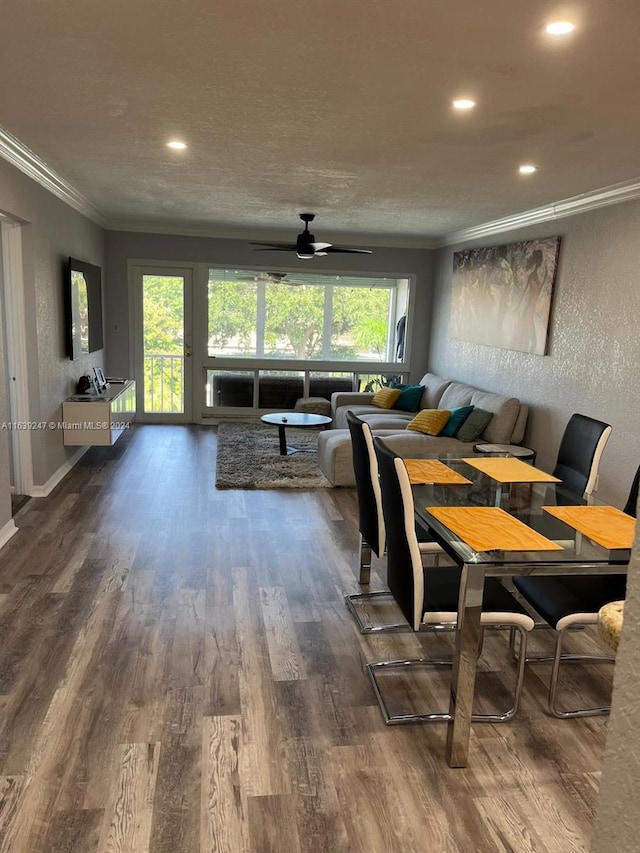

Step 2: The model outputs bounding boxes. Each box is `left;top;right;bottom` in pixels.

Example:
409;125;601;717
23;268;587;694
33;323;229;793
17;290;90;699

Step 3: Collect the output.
133;266;193;422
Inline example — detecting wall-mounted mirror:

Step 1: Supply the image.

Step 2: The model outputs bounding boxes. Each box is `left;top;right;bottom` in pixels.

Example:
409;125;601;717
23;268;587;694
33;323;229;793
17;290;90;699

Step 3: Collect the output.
65;257;104;359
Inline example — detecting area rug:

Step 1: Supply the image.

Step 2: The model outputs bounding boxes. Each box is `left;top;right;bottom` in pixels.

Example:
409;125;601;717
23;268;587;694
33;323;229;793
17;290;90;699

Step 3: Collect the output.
215;423;332;489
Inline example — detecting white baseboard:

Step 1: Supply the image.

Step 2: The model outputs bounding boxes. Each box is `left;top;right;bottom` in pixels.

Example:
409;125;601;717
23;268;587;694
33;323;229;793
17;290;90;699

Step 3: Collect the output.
30;446;90;498
0;519;18;550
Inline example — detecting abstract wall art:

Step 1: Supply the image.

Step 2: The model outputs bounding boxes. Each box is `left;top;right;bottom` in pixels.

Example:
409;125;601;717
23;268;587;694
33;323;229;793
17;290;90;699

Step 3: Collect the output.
451;236;561;355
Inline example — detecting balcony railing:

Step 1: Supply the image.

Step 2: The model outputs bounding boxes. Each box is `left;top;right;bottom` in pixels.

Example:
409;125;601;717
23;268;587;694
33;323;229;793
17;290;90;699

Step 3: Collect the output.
144;354;184;413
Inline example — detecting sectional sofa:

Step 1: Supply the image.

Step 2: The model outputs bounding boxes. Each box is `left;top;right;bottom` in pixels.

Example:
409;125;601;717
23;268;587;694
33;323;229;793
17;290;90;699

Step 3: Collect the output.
317;372;529;486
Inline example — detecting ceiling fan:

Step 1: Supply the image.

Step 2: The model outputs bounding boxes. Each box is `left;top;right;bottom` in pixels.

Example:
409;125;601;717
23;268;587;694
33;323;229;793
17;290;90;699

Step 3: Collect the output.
234;271;310;286
250;213;373;260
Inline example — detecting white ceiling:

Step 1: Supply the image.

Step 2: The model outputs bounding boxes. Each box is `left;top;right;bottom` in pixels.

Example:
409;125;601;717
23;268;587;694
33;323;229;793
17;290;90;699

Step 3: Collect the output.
2;0;640;245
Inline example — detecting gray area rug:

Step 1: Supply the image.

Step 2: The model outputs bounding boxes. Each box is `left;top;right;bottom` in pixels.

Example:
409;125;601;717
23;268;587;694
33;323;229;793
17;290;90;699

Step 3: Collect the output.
215;423;332;489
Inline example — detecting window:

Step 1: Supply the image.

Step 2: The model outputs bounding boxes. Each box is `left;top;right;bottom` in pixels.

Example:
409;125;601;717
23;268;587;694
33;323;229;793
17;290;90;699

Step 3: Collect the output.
207;270;408;363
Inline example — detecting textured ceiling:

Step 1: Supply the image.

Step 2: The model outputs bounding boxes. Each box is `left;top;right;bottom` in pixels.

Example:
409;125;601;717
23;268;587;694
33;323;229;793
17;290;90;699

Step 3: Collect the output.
1;0;640;244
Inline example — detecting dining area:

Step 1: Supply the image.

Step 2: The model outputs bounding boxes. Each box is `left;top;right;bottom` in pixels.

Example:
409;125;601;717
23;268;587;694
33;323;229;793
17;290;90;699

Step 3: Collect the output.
344;411;637;769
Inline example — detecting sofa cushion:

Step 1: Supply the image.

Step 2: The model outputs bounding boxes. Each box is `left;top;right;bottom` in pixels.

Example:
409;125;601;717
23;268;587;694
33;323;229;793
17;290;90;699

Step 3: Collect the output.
456;408;494;442
469;390;520;444
418;373;452;409
438;382;476;410
358;413;415;430
440;405;475;437
392;384;424;412
407;409;451;435
371;387;402;409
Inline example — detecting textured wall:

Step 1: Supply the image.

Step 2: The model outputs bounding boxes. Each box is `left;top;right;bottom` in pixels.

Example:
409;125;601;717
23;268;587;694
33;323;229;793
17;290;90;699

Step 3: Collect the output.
590;504;640;851
428;200;640;507
0;158;104;488
104;230;435;385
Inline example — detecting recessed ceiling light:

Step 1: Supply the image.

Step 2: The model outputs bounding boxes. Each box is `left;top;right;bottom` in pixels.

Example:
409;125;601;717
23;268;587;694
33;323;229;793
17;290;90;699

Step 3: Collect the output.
519;164;537;175
167;140;188;150
453;98;476;110
546;21;575;35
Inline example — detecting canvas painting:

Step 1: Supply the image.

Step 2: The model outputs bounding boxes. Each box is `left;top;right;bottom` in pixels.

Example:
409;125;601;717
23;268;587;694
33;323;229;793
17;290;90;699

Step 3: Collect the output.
451;237;561;355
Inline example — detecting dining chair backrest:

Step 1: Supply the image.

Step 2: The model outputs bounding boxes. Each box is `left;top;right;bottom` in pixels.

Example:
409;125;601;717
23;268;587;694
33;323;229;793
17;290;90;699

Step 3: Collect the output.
623;464;640;518
553;413;612;497
346;411;385;558
373;437;424;630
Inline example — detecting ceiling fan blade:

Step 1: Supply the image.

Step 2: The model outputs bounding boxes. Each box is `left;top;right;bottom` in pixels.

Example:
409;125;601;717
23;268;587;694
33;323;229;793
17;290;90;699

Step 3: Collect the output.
249;241;297;250
252;247;296;252
323;246;373;255
309;242;332;251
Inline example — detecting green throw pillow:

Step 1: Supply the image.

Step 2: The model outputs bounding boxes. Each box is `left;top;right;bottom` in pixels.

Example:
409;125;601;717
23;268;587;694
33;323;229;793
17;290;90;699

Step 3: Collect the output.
440;405;474;437
393;384;424;413
456;408;493;442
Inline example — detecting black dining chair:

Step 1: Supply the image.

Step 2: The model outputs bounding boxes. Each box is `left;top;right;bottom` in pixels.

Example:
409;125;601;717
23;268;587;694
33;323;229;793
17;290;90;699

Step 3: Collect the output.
365;437;535;725
511;462;638;718
344;411;443;633
552;413;612;497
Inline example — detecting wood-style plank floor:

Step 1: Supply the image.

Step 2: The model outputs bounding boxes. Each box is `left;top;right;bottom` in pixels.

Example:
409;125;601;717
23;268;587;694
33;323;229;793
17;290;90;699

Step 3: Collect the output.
0;425;614;852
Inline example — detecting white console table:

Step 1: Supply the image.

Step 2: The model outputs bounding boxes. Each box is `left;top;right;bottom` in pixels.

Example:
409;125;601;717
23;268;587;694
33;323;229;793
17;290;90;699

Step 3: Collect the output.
62;380;136;446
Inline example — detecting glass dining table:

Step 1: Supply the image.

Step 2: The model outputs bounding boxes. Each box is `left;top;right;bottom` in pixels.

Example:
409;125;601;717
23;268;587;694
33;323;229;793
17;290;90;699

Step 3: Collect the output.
407;453;633;768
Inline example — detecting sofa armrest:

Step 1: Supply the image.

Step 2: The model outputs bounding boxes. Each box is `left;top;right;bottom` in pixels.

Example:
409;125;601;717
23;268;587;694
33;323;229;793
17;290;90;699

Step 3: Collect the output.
331;391;375;415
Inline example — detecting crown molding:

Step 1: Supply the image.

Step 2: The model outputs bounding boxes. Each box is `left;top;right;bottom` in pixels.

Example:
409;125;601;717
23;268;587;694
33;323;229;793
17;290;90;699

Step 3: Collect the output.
0;127;107;226
2;122;639;248
440;177;640;247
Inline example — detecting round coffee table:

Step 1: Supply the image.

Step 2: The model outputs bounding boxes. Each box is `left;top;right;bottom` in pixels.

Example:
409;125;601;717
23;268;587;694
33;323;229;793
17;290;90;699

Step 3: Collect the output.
260;412;332;455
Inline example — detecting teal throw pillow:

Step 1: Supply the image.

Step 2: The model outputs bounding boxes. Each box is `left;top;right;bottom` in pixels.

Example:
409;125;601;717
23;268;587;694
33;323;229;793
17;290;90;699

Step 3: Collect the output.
393;384;424;413
440;405;475;437
456;408;493;442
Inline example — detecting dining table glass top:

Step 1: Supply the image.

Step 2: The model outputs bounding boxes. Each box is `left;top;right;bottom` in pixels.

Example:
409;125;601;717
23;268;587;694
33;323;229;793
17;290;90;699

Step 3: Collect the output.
406;453;633;568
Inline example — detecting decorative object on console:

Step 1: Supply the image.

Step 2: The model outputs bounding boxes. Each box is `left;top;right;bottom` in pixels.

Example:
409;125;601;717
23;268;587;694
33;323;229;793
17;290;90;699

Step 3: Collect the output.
93;366;107;390
76;375;92;394
451;236;561;356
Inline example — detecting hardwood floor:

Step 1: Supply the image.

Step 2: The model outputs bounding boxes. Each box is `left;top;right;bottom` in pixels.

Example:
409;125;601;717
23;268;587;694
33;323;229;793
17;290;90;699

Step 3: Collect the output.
0;424;613;852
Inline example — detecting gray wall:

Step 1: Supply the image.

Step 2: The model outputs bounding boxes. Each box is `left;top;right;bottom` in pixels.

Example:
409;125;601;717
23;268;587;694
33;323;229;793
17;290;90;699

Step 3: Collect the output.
428;199;640;508
0;157;105;493
103;230;435;384
591;511;640;851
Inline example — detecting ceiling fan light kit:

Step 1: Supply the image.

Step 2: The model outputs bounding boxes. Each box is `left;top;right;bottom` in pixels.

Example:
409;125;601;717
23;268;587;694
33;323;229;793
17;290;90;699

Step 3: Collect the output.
250;213;373;260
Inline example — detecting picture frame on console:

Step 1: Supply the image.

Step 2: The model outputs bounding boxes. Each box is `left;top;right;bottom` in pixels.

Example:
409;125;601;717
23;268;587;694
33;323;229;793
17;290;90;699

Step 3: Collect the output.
93;366;107;390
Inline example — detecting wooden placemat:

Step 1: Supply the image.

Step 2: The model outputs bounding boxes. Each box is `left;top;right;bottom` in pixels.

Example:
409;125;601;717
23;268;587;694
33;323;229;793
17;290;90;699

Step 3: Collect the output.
462;456;561;483
426;506;564;552
404;459;472;485
542;505;636;549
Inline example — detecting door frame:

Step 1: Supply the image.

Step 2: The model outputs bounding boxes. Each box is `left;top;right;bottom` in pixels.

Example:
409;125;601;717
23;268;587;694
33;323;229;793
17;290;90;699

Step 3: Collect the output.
130;261;196;423
0;219;34;495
